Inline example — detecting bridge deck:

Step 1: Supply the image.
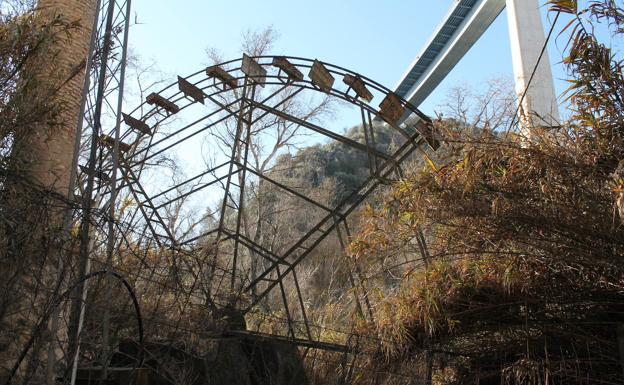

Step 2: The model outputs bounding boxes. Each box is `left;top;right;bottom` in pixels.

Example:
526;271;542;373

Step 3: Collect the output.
394;0;506;122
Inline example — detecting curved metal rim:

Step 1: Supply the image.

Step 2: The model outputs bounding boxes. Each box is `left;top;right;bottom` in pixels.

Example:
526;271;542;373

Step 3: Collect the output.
122;55;429;134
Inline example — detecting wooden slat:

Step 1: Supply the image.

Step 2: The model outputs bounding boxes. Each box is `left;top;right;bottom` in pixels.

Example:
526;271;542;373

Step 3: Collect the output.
178;76;205;104
146;93;180;114
378;92;405;125
272;56;304;81
343;74;373;102
241;53;267;86
206;65;238;89
100;134;131;153
308;60;334;93
122;113;151;135
414;120;440;150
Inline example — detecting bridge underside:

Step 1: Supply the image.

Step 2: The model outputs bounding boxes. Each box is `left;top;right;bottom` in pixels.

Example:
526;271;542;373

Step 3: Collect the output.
395;0;561;128
395;0;506;124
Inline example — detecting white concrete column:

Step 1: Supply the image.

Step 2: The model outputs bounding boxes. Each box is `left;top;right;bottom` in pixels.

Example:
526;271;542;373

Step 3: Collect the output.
506;0;560;132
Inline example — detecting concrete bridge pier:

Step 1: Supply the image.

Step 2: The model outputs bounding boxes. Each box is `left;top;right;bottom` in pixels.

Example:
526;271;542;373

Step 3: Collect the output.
506;0;561;132
394;0;562;134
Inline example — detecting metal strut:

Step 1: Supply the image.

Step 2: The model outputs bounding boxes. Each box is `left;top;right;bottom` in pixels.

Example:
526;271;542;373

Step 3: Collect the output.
66;0;133;383
89;55;438;357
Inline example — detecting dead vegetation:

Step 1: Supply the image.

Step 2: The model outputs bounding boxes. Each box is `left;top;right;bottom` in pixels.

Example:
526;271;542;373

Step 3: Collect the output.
349;1;624;384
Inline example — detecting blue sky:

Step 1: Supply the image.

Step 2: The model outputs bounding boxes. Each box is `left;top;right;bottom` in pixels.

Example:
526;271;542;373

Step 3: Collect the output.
128;0;571;122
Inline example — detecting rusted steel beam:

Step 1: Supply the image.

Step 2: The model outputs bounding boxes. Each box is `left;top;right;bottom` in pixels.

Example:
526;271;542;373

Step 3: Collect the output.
153;169;240;210
119;164;177;248
233;161;335;214
150;161;230;201
248;100;391;161
220;229;285;265
414;119;440;150
79;165;110;183
244;133;426;312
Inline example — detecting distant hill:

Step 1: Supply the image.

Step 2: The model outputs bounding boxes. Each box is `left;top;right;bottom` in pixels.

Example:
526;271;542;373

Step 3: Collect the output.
270;123;405;205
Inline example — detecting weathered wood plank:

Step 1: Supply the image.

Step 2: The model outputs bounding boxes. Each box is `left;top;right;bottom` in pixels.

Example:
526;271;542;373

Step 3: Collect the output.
378;92;405;125
122;113;151;135
178;76;205;104
309;60;334;93
206;65;238;89
241;53;267;86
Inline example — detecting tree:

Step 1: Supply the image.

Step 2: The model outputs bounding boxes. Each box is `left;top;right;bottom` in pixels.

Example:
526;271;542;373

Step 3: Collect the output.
437;76;517;132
